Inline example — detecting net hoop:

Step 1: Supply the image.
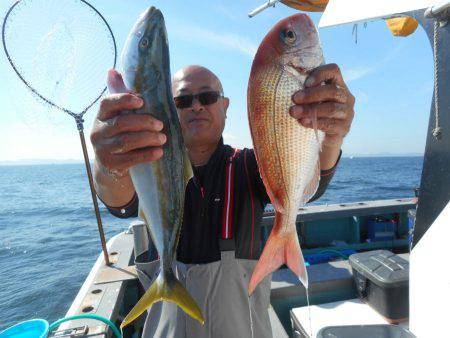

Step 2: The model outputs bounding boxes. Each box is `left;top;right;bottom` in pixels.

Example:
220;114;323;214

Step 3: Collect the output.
1;0;118;118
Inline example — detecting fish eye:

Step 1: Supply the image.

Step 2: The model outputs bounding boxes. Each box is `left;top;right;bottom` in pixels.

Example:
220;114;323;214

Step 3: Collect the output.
282;29;297;44
139;37;149;49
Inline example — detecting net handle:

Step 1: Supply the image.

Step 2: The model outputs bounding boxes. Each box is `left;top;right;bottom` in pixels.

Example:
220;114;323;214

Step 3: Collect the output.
2;0;117;266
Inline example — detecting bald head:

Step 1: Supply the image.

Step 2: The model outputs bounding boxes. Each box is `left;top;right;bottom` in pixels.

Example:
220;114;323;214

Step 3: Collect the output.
171;65;229;149
172;65;223;96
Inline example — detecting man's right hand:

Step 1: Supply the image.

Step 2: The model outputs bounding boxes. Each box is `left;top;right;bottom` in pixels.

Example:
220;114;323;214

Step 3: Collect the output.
90;93;166;178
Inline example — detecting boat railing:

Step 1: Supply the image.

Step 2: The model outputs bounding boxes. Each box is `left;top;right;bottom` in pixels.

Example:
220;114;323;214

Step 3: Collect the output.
261;198;416;255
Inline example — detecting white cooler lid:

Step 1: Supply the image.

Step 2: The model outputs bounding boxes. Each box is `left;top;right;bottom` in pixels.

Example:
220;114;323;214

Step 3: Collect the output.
290;298;407;337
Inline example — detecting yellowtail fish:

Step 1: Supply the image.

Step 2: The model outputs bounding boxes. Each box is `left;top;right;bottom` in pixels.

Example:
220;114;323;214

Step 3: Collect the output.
107;7;204;329
247;13;325;295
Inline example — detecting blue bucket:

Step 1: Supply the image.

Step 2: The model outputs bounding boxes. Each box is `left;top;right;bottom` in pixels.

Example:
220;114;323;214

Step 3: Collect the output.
0;319;49;338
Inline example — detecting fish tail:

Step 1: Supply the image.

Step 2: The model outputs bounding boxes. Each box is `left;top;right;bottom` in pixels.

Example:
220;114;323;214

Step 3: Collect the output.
301;161;321;205
248;213;308;295
121;270;205;329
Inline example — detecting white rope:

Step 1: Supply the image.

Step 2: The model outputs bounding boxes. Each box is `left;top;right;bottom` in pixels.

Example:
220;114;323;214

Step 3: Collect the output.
432;21;442;140
247;295;254;338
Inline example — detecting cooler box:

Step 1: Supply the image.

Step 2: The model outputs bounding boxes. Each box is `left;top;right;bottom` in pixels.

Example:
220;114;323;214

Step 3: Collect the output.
290;298;391;338
349;250;409;323
317;325;415;338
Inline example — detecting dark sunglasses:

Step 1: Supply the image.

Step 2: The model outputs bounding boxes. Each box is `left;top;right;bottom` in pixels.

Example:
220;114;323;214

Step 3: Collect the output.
173;91;222;109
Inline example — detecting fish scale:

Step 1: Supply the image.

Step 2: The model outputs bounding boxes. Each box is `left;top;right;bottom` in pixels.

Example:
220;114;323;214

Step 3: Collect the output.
248;13;324;295
275;70;311;205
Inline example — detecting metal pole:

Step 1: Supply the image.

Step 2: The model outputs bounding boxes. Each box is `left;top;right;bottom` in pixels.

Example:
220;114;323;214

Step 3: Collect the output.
412;8;450;247
76;116;111;266
424;1;450;19
248;0;281;18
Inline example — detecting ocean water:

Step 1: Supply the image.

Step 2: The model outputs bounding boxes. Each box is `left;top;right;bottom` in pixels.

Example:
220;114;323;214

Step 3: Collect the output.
0;157;423;330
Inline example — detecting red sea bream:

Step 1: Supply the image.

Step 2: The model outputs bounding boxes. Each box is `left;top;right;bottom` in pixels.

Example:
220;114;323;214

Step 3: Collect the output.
247;13;325;295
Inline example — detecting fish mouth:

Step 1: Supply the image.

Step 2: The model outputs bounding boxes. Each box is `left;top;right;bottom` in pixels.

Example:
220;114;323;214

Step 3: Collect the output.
288;62;313;75
142;6;159;20
133;7;163;38
135;7;163;33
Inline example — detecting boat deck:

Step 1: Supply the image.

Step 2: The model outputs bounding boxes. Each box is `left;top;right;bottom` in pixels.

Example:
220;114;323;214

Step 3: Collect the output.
55;199;415;337
57;230;290;337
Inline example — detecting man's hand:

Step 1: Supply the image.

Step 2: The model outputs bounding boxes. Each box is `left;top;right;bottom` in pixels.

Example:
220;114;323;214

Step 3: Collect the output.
91;94;166;178
289;63;355;148
90;91;166;207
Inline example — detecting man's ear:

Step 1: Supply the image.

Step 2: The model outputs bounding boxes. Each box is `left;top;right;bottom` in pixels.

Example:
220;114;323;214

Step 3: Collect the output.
222;97;230;118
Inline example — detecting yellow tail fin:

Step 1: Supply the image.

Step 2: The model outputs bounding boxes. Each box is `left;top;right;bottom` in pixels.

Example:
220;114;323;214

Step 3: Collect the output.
120;270;204;329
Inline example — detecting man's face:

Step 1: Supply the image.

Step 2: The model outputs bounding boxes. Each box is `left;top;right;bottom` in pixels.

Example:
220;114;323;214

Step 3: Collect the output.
173;69;229;148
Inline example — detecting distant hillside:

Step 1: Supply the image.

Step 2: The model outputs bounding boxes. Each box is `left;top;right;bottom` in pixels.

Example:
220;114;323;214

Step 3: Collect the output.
343;152;423;158
0;153;424;166
0;159;84;166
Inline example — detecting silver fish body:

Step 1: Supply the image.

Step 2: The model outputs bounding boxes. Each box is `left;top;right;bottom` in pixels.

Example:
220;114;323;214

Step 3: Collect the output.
110;7;203;328
122;7;186;274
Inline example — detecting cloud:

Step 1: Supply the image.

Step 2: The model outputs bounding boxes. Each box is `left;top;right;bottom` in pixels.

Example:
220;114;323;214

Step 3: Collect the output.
223;132;252;149
214;4;242;21
223;132;238;142
342;66;374;82
172;24;257;58
342;44;406;83
1;122;93;161
352;89;369;104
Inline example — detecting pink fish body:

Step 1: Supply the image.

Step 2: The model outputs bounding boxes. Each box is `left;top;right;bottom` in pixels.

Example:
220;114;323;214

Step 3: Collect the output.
247;13;325;294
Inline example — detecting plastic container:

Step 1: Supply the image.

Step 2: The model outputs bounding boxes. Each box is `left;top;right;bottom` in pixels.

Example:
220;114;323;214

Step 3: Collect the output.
0;319;49;338
349;250;409;323
304;249;356;265
317;324;415;338
366;217;396;242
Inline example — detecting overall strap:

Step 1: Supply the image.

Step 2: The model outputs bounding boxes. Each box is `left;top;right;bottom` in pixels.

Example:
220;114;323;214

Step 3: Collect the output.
219;148;240;251
243;149;255;259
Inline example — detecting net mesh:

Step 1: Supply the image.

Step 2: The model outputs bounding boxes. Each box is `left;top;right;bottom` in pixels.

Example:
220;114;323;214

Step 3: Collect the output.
2;0;116;117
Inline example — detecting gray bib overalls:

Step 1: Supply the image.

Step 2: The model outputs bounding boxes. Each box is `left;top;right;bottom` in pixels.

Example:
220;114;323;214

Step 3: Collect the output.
136;149;273;338
136;238;272;338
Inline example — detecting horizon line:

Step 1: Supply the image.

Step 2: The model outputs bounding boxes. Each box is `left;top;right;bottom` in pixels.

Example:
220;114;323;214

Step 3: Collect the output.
0;153;425;166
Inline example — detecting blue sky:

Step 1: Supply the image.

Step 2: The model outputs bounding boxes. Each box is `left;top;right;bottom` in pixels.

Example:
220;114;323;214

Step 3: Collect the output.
0;0;434;161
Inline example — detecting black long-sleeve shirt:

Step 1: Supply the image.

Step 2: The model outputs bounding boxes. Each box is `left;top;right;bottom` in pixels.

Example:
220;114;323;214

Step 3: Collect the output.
106;139;340;263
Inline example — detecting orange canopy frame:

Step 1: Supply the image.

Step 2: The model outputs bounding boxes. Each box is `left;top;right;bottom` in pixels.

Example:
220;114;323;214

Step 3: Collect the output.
281;0;419;37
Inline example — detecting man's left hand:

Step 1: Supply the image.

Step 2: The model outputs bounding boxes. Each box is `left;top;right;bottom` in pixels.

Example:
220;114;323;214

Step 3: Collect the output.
289;63;355;147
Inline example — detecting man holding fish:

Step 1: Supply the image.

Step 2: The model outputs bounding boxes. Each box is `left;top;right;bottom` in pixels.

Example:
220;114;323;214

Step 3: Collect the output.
91;9;354;338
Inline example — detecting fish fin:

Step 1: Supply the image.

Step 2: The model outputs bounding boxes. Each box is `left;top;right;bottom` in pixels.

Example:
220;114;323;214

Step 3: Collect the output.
183;150;193;186
311;110;321;150
138;207;147;224
252;146;284;213
107;69;128;94
301;161;320;205
248;214;308;295
121;270;205;329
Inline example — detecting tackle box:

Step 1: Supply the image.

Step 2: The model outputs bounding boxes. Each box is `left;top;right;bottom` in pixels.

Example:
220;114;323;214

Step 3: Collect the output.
349;250;409;323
